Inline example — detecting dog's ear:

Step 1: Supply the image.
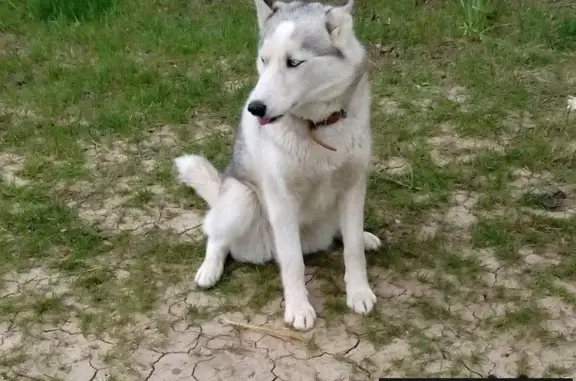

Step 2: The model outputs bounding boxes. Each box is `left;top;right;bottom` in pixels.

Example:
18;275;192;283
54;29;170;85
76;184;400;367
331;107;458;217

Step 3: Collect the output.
341;0;354;14
325;1;354;43
254;0;285;30
254;0;273;30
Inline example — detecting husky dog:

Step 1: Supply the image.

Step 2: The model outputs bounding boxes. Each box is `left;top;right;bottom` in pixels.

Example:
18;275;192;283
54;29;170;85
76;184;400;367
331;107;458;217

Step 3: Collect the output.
174;0;381;331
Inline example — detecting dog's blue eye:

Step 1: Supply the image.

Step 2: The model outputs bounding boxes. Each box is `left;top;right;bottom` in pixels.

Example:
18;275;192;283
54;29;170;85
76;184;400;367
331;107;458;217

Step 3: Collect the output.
286;58;304;68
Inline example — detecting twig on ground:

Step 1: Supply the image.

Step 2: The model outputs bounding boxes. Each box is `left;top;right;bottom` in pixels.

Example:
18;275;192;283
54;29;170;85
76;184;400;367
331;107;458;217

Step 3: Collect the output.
380;175;422;191
219;317;311;343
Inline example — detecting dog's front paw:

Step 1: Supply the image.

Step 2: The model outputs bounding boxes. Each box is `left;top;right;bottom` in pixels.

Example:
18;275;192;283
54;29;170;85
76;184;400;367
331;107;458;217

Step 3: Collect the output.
346;285;376;315
194;258;224;288
284;299;316;331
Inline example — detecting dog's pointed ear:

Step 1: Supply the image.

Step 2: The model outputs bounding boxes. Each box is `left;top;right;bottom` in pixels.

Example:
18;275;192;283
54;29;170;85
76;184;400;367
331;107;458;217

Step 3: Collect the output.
254;0;285;30
325;1;354;43
255;0;273;30
341;0;354;14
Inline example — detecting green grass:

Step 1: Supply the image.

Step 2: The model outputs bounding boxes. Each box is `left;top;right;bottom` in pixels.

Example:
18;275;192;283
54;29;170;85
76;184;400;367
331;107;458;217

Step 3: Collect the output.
186;305;213;325
1;0;576;377
32;0;116;22
31;295;65;316
458;0;502;40
360;312;415;347
492;306;548;329
0;185;106;271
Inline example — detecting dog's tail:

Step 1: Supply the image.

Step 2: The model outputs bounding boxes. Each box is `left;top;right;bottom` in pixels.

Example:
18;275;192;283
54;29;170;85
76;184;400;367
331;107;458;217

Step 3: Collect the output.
174;154;221;207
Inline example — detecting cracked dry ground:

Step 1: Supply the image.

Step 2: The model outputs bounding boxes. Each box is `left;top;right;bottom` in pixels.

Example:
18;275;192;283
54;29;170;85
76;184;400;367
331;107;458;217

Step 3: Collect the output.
2;122;576;380
2;0;576;379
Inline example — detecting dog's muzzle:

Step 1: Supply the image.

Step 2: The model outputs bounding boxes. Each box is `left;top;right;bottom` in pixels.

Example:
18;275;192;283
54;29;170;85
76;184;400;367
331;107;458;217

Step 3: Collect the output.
247;100;283;125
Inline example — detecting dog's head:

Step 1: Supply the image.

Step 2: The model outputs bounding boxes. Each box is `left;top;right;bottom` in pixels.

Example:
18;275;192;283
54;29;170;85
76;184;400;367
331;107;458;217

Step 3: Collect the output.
247;0;365;125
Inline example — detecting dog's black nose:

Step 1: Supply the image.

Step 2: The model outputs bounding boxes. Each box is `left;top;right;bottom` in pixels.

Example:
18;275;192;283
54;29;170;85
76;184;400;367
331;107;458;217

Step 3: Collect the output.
247;101;267;117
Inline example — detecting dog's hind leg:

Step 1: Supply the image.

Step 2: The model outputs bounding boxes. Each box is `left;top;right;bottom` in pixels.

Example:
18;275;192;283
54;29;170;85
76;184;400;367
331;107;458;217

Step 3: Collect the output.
301;212;340;254
195;177;260;288
362;231;382;251
301;212;382;255
195;238;229;288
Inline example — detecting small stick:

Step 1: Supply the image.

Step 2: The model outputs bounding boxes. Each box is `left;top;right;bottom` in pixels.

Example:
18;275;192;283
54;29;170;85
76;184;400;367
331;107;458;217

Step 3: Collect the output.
219;317;310;343
380;176;422;191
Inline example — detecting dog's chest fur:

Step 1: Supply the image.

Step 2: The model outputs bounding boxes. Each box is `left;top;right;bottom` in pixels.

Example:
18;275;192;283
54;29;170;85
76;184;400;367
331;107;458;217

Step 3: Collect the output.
241;111;370;225
289;161;360;225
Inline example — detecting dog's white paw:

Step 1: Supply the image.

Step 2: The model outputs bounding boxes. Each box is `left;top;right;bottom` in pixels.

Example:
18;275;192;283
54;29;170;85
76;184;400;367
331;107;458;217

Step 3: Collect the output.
194;258;224;288
363;231;382;251
346;284;377;314
284;299;317;331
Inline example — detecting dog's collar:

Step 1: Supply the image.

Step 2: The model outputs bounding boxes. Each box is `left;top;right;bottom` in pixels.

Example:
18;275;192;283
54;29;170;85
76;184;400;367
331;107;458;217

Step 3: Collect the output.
302;59;366;152
305;109;347;152
307;109;347;131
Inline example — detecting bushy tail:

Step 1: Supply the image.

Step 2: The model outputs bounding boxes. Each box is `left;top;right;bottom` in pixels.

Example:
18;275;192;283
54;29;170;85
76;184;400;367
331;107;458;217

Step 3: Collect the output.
174;154;221;207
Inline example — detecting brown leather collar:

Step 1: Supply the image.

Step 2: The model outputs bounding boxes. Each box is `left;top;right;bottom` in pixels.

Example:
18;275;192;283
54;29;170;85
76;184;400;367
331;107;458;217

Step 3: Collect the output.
306;109;347;152
302;57;366;152
307;109;347;131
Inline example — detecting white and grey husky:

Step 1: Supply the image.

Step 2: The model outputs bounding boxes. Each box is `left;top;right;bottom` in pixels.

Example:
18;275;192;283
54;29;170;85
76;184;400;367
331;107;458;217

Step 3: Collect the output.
175;0;381;331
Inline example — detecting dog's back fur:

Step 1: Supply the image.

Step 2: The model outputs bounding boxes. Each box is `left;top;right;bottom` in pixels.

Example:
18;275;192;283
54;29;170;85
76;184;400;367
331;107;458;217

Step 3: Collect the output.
175;0;381;331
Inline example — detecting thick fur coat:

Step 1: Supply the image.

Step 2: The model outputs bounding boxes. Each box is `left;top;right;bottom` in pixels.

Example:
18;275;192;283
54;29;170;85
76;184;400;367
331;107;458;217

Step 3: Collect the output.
175;0;381;331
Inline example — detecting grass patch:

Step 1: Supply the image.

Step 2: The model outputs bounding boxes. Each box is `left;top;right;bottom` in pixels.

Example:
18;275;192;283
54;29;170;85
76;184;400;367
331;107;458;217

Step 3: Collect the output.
323;297;348;321
31;295;65;316
0;185;105;272
458;0;503;40
555;16;576;50
472;217;521;261
410;299;453;321
545;363;575;377
74;268;116;303
491;306;548;332
360;313;414;347
32;0;116;22
186;305;213;325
